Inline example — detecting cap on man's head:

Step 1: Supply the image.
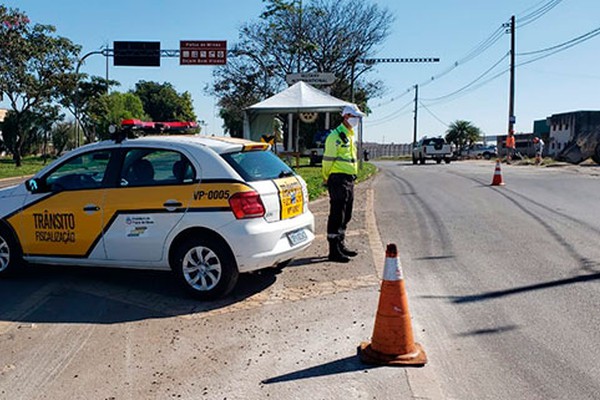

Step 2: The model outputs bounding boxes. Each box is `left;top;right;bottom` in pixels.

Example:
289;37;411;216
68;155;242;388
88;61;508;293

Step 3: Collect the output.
341;105;365;118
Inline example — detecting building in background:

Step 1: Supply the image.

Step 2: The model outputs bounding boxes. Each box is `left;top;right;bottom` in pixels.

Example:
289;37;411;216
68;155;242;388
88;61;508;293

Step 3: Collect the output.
548;110;600;164
533;119;550;139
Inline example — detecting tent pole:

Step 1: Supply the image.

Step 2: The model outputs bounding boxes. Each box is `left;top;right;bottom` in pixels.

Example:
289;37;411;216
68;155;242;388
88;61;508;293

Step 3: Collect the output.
295;115;300;153
287;113;293;151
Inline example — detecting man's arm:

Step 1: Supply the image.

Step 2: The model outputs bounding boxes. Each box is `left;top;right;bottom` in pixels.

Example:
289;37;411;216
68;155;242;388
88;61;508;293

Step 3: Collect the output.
322;131;337;181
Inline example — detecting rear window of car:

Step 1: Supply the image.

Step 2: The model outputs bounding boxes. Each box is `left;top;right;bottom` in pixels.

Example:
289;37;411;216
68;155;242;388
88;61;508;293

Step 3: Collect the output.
222;150;296;182
424;138;445;146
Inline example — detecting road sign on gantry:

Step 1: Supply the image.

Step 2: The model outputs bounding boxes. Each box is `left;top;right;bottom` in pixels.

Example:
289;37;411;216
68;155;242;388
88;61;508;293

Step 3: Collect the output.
286;72;336;86
180;41;227;65
114;41;161;67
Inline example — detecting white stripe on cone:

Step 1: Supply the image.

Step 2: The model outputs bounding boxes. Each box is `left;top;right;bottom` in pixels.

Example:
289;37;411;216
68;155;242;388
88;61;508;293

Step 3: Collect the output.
383;255;404;281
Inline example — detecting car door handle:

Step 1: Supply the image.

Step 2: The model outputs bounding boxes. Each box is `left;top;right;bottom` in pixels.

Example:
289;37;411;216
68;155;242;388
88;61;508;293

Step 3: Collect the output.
163;200;182;211
83;204;100;212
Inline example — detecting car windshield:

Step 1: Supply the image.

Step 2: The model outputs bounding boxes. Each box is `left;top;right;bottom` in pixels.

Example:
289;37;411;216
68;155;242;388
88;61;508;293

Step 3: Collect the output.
222;150;296;182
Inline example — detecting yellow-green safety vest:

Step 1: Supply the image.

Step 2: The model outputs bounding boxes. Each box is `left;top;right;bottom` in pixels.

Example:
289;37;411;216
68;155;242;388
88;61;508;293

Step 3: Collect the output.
322;124;358;180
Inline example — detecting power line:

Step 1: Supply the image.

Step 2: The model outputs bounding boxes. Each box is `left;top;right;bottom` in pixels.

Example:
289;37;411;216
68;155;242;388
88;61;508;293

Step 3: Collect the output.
517;0;562;28
420;24;600;109
517;26;600;56
373;25;506;108
372;0;563;110
366;98;414;126
418;100;447;128
421;52;509;102
517;0;555;18
370;87;413;108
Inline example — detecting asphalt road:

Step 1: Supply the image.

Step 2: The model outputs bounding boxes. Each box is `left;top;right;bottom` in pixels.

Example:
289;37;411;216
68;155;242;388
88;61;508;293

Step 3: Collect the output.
0;172;426;400
373;160;600;399
1;160;599;399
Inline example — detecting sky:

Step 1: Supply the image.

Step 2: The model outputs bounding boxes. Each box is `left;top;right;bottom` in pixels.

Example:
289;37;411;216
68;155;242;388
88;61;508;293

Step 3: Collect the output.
3;0;599;145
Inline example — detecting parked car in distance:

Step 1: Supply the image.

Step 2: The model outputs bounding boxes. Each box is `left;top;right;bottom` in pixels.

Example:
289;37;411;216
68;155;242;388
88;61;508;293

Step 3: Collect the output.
460;143;498;160
412;137;453;164
0;133;315;300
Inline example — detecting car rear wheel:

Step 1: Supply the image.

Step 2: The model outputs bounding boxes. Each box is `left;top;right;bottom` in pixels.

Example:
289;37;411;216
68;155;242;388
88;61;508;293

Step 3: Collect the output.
173;237;239;300
0;226;22;277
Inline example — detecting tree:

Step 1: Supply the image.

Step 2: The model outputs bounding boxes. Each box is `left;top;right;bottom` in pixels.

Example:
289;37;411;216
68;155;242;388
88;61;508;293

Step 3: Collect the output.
445;120;483;150
208;0;394;137
59;75;120;144
133;81;197;122
51;121;76;156
91;92;148;140
0;6;80;166
1;105;63;160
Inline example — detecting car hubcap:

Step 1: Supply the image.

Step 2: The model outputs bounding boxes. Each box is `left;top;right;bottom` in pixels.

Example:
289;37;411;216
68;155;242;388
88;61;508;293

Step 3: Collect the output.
182;246;222;291
0;237;9;272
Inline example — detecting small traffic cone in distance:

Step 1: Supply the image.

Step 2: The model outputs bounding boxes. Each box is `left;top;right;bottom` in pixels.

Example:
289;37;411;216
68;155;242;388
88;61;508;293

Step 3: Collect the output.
490;159;505;186
359;243;427;366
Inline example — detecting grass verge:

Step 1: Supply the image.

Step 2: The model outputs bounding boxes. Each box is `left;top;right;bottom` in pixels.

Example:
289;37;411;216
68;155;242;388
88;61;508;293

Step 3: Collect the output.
294;161;377;201
0;156;53;179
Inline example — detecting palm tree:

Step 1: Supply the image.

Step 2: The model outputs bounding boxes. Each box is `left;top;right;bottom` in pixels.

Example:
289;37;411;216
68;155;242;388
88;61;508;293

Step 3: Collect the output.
445;120;482;153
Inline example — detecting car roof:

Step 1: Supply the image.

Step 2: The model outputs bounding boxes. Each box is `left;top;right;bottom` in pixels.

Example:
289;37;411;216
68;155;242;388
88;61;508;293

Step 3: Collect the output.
95;135;268;154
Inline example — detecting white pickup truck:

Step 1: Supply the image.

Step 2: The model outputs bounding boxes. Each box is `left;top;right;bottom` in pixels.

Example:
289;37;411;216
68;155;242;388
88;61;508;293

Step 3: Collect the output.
412;137;453;164
460;143;498;160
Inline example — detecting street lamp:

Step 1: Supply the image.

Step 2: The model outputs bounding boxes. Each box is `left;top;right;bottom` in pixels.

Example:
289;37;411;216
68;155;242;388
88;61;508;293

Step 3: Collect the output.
74;49;106;147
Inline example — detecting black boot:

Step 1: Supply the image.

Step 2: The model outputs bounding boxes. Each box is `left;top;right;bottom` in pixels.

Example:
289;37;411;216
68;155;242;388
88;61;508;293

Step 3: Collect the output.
328;239;350;263
339;242;358;257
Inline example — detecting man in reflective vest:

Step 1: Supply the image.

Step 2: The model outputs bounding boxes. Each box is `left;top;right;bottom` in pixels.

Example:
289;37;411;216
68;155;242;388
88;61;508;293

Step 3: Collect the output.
322;105;365;263
506;131;516;163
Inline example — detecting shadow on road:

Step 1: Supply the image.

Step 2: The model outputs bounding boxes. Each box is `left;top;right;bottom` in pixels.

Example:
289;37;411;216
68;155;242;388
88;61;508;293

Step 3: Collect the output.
261;353;376;384
0;264;280;325
421;272;600;304
286;255;329;267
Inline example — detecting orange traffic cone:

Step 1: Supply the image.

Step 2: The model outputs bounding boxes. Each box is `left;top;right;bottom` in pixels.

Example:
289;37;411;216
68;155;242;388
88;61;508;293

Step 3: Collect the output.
359;244;427;366
490;159;505;186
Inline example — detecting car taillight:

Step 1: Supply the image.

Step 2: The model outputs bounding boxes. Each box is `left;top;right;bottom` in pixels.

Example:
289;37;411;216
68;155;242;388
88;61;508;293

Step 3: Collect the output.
228;191;265;219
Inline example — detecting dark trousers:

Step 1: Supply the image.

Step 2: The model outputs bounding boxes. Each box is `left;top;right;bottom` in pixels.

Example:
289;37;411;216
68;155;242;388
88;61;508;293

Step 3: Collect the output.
326;173;355;242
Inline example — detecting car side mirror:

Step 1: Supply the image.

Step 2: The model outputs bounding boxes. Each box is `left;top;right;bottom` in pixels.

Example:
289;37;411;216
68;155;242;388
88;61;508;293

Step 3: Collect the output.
25;178;44;194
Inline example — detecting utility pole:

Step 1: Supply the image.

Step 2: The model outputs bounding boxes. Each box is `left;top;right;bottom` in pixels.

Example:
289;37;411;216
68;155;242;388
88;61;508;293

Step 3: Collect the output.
507;15;516;136
413;84;419;147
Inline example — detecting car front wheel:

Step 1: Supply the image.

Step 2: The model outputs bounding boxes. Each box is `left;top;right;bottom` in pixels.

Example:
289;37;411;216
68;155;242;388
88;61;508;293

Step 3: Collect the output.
172;237;239;300
0;226;22;277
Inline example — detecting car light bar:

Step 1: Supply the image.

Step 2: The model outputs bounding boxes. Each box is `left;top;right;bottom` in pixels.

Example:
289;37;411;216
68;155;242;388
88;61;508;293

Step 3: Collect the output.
120;119;199;134
242;143;270;152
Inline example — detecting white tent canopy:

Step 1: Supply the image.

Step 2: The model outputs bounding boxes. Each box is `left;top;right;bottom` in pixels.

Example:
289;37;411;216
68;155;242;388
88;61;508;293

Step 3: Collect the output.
247;81;353;114
243;82;358;149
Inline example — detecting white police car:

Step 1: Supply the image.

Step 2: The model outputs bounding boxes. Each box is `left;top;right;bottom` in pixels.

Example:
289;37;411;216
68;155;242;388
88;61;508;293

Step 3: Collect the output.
0;133;314;299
